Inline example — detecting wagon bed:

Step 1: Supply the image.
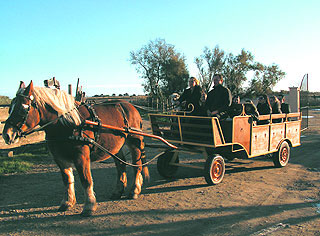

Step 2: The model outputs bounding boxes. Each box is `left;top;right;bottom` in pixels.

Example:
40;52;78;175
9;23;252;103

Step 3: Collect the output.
149;112;301;184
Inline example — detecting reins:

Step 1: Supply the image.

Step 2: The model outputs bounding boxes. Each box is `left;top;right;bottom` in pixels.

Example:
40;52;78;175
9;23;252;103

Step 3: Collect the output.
70;134;168;167
20;105;79;138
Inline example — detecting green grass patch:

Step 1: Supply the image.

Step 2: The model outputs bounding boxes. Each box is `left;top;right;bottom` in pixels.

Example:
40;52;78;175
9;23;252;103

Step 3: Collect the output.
0;145;51;174
0;157;33;174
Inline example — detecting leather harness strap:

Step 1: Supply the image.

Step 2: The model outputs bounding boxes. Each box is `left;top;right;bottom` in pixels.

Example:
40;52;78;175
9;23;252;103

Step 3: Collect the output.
74;102;131;152
117;103;129;130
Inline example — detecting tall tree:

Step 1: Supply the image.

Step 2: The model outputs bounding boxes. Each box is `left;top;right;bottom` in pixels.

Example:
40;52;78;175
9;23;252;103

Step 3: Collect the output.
223;49;255;95
194;46;225;92
246;64;286;97
195;46;285;97
129;38;189;98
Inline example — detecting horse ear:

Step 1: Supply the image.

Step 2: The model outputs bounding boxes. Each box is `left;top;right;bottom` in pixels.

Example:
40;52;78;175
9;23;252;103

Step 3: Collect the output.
19;81;26;90
24;81;34;96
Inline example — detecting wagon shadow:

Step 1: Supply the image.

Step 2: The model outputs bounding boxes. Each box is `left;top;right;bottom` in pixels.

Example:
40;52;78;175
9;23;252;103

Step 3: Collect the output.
142;158;276;195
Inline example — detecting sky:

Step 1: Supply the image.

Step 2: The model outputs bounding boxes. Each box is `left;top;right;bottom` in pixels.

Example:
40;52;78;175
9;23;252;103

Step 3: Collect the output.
1;0;319;98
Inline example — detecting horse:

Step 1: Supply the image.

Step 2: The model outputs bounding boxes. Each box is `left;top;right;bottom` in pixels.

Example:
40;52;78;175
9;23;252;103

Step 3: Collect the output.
2;81;149;216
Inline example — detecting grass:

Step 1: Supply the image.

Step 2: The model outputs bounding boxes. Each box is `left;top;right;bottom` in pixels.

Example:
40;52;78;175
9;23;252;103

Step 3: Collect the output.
0;144;50;174
0;157;33;174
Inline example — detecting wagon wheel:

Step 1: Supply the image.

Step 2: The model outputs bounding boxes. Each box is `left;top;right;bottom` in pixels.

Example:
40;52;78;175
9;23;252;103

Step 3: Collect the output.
204;155;225;185
272;141;290;167
157;151;179;178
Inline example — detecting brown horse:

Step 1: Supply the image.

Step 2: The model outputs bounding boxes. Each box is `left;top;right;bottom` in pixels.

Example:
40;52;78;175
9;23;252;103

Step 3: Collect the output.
2;81;149;216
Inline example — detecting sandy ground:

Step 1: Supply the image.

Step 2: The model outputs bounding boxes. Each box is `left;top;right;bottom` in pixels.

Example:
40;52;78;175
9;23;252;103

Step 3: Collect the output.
0;107;319;236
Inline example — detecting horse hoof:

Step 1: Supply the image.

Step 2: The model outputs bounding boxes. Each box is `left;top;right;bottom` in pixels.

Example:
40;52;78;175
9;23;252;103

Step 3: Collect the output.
58;204;71;212
80;210;94;217
128;193;139;200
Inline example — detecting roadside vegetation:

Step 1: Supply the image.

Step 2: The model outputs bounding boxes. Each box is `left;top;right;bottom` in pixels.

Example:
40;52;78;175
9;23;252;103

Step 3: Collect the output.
0;95;11;105
0;144;50;174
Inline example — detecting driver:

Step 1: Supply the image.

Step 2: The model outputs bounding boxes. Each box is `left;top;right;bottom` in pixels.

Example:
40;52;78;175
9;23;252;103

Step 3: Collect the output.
205;74;232;119
177;77;202;115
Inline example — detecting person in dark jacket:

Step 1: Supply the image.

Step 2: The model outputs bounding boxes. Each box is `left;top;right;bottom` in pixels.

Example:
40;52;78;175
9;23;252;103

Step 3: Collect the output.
205;74;232;119
278;94;291;114
257;95;271;124
244;99;259;122
228;95;243;118
270;95;283;123
177;77;202;115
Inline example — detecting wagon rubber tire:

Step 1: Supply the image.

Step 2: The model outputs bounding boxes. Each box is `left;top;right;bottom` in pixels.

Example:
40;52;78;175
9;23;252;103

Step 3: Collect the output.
204;155;225;185
272;141;290;167
157;151;179;178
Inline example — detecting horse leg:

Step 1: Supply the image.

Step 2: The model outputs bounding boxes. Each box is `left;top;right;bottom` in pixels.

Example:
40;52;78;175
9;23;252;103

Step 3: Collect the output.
110;149;127;200
56;160;76;211
127;136;149;199
73;150;97;216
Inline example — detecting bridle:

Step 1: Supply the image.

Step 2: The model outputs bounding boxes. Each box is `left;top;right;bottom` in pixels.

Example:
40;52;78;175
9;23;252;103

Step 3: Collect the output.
6;93;40;138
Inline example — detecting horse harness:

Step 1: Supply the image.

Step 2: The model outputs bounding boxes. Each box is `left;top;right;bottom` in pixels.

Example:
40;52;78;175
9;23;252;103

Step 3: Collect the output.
70;102;130;152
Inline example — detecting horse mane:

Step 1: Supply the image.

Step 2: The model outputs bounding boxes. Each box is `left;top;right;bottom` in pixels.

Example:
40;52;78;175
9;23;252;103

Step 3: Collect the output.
32;87;82;126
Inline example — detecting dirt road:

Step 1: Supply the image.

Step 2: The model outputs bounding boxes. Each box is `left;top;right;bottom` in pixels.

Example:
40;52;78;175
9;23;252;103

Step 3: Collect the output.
0;108;319;236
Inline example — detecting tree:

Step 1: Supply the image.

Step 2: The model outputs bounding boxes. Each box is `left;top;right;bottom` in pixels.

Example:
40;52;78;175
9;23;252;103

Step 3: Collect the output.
130;38;189;99
194;46;225;92
223;49;255;95
246;64;286;97
195;45;285;97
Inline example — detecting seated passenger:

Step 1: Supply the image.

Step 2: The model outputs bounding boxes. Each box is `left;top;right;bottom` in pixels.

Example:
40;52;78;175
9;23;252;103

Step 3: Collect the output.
228;95;244;118
269;95;283;123
244;99;259;122
278;94;291;114
177;77;202;116
205;74;232;119
257;95;271;125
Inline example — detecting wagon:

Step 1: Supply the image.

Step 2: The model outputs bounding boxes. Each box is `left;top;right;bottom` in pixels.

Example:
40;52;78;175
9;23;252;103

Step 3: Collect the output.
149;109;301;185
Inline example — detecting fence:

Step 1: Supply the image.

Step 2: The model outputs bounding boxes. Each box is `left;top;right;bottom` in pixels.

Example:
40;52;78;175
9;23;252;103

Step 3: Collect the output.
87;96;174;113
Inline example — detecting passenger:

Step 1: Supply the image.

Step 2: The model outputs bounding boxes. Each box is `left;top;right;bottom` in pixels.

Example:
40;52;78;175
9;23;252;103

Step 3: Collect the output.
244;99;259;122
228;95;243;118
177;77;202;116
205;74;232;119
256;95;271;125
278;94;291;114
269;95;283;123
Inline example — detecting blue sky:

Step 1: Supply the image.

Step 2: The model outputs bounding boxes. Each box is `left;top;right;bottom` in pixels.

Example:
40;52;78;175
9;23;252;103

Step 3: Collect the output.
1;0;319;98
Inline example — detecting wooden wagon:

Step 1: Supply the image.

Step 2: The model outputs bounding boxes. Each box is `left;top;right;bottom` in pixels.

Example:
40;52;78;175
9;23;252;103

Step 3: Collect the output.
149;110;301;185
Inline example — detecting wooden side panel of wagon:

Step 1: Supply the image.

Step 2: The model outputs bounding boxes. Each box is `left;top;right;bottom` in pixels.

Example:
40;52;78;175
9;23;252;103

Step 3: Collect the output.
269;123;286;152
149;114;225;148
232;116;251;154
286;120;301;147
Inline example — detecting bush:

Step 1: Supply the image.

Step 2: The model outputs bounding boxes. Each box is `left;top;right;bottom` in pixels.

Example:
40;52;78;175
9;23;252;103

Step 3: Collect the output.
0;96;11;105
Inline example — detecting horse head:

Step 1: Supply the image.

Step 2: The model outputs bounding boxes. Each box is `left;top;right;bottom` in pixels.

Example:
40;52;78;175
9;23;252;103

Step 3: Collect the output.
2;81;40;144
